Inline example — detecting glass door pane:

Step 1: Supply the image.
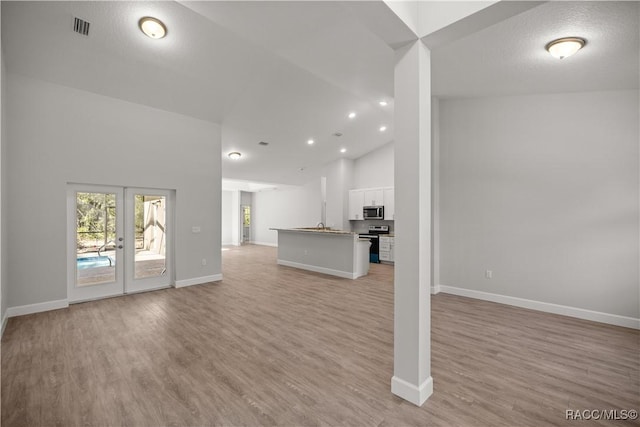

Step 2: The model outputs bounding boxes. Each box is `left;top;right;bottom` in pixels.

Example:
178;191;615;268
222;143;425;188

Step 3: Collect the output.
76;192;117;286
125;188;172;293
134;194;167;279
68;185;124;303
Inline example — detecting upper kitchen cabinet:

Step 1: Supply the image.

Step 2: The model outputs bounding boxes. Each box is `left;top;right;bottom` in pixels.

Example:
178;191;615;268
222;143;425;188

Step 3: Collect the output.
383;187;394;220
363;189;383;206
349;187;395;221
348;190;365;220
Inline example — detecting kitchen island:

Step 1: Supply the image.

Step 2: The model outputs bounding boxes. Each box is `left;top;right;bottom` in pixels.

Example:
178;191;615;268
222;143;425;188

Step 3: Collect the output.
271;228;371;279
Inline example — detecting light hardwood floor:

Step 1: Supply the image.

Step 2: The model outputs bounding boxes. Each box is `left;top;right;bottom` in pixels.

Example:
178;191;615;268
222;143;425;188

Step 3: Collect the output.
2;244;638;426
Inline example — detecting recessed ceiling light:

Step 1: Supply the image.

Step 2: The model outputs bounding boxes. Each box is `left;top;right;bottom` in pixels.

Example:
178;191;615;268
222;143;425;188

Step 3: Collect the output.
348;112;356;119
307;139;314;145
139;17;167;39
379;125;387;132
340;148;347;153
228;152;242;160
379;100;388;106
545;37;585;59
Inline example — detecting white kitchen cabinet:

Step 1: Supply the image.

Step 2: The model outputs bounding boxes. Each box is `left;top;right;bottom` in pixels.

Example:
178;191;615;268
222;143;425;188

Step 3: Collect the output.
363;189;384;206
349;186;395;221
379;236;394;262
348;190;365;220
383;187;394;220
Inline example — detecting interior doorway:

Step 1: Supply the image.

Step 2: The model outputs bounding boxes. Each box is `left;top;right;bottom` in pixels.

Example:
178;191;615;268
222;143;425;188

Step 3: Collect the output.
67;184;174;302
241;205;251;244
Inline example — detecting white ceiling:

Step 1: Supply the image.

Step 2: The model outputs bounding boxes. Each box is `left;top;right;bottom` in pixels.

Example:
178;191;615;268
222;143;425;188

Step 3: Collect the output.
2;1;638;188
1;1;396;186
432;1;640;98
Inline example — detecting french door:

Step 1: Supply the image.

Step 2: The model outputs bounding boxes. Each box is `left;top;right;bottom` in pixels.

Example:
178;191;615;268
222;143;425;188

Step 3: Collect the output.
67;184;173;303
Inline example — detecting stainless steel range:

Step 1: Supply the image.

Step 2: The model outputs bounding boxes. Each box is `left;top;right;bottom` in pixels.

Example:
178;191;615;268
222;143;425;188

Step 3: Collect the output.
358;225;389;263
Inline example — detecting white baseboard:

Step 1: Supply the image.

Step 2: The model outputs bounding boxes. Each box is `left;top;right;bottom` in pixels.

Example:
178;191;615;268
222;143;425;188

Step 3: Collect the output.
252;241;278;247
431;284;441;295
391;375;433;406
6;299;69;318
175;274;223;288
1;310;8;337
438;285;640;330
277;259;357;279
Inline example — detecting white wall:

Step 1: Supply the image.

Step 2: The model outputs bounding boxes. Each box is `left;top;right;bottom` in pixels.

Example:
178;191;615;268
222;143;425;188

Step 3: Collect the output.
0;4;6;326
323;158;354;230
438;90;639;319
6;74;222;308
221;190;240;246
252;180;321;246
353;141;394;189
221;191;233;245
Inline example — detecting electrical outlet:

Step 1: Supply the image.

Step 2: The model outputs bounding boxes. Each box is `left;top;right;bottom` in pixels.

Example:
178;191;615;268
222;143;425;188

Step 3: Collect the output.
485;270;492;279
202;258;207;266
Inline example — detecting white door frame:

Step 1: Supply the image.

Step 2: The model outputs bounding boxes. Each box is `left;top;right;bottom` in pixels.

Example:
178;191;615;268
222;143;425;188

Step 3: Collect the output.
67;184;125;303
124;187;174;294
67;184;175;303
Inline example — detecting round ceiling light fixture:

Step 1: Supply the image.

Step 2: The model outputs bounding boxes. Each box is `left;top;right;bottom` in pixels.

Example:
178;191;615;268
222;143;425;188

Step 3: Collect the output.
228;152;242;160
545;37;585;59
340;148;347;153
307;139;315;145
139;17;167;39
348;112;356;119
379;125;387;132
379;100;388;107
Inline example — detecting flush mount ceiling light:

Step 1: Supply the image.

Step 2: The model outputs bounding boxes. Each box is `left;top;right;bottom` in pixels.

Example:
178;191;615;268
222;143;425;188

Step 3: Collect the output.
340;148;347;153
545;37;585;59
139;17;167;39
307;139;315;145
379;125;387;132
348;112;356;119
379;100;388;107
228;152;242;160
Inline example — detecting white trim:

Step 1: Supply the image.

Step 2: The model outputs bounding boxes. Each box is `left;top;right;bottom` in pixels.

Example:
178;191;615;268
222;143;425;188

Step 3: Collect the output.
1;310;9;337
6;299;69;318
391;375;433;406
431;284;441;295
439;285;640;330
175;274;222;288
125;285;172;295
252;241;278;247
277;259;357;279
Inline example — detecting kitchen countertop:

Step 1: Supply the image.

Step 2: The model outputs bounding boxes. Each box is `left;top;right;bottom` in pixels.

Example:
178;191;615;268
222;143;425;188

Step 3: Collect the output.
270;227;356;236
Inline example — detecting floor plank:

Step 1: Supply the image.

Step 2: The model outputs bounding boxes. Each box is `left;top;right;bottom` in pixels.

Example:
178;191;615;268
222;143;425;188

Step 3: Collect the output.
2;244;638;426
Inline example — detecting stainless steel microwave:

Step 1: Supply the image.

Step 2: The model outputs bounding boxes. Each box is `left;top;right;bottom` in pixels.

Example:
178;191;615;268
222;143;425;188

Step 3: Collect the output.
363;206;384;220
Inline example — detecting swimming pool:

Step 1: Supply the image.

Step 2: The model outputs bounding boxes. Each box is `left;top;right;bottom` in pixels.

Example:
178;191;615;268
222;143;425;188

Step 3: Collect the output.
77;256;115;269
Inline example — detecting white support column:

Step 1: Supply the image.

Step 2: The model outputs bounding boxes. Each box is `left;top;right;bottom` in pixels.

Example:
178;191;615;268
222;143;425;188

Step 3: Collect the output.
391;38;432;406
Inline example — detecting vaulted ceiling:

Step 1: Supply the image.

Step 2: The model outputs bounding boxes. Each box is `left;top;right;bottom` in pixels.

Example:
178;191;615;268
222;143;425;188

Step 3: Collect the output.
2;1;638;186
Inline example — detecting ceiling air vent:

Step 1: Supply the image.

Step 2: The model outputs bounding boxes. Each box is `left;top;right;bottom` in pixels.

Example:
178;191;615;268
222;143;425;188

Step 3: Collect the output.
258;141;269;146
73;17;90;36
